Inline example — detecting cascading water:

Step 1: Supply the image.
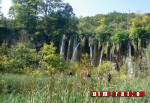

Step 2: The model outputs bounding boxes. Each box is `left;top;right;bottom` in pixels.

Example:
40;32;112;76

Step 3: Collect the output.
71;42;81;62
60;34;66;59
90;44;93;65
66;39;71;63
127;42;134;77
71;35;80;62
128;42;131;57
99;49;103;65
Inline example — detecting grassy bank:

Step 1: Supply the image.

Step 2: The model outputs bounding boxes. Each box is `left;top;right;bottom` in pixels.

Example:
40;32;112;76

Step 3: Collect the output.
0;73;150;103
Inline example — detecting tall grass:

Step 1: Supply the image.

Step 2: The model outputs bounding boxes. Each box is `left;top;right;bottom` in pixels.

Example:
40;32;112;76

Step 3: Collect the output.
0;73;150;103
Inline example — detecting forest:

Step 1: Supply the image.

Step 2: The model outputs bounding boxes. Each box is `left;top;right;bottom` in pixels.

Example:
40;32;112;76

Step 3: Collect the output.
0;0;150;103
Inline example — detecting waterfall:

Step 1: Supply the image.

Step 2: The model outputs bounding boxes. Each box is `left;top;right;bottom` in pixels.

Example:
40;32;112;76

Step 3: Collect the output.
71;36;80;62
90;44;93;65
71;42;81;62
93;43;98;66
128;42;131;57
60;34;66;59
66;39;71;63
72;36;77;54
127;41;134;77
99;49;103;65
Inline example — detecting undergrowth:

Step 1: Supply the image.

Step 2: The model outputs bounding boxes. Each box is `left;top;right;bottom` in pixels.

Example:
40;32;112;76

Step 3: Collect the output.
0;73;150;103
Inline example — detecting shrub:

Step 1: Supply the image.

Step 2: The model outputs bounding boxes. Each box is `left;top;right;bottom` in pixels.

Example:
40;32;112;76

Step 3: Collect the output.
0;42;8;55
96;61;115;73
0;42;9;72
139;47;150;77
0;55;8;71
5;43;37;73
67;61;80;75
76;53;91;76
38;42;67;73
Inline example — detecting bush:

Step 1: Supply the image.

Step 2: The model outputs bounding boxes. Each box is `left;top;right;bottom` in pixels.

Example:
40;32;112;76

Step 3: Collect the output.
5;43;37;73
95;61;115;74
38;42;67;73
139;47;150;77
0;55;8;71
0;42;8;55
78;53;91;76
0;42;68;74
0;42;9;72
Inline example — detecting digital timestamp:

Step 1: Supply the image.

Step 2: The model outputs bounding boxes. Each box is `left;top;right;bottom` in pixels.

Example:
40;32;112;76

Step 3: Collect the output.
90;91;145;97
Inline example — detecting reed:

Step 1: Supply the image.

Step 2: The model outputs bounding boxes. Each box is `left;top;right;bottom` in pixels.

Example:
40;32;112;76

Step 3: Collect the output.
0;73;149;103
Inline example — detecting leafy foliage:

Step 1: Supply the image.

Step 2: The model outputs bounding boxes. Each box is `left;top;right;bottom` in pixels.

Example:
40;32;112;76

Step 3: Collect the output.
38;42;67;73
0;1;150;78
95;61;115;74
5;43;37;73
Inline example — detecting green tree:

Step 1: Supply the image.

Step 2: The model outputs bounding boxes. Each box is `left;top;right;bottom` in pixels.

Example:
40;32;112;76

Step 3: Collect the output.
39;42;67;72
96;17;111;64
6;43;37;73
130;14;150;57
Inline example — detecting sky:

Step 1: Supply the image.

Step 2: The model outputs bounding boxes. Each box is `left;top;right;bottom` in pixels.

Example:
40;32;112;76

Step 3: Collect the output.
1;0;150;17
63;0;150;17
1;0;12;17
